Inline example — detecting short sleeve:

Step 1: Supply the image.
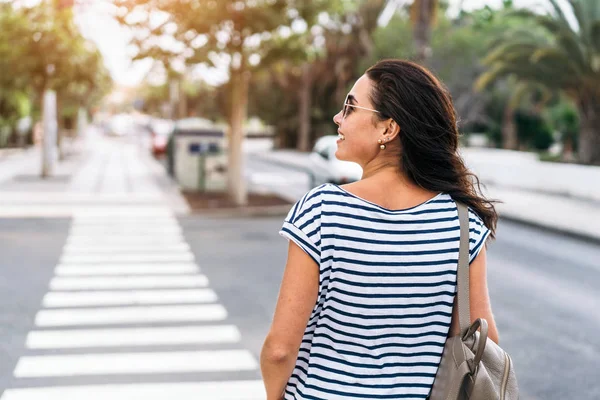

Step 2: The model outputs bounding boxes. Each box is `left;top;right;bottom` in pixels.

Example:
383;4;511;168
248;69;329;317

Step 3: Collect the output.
279;185;325;265
468;208;491;264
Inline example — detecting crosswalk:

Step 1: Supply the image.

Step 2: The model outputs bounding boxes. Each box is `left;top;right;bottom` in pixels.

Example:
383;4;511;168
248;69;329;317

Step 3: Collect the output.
1;208;265;399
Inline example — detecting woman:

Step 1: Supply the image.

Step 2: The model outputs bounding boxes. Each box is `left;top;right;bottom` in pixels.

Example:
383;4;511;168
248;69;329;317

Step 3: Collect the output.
260;59;499;400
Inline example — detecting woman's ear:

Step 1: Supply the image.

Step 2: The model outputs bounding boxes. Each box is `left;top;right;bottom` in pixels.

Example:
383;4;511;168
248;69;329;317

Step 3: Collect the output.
385;120;400;139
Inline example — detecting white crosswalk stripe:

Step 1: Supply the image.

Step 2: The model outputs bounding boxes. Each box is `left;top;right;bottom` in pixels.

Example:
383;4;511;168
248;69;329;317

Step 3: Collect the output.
55;263;199;276
14;350;259;377
26;325;242;349
49;275;209;290
62;243;191;253
1;381;266;400
2;208;264;399
42;289;218;307
60;252;196;264
35;304;228;326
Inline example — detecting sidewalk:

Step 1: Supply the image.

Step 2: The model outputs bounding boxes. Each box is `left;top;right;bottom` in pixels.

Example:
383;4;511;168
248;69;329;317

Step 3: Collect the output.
0;127;190;217
254;149;600;244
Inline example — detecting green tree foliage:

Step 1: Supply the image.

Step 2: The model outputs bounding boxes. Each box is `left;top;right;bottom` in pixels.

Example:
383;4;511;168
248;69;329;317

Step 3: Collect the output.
361;6;518;139
250;0;386;150
514;110;554;151
115;0;348;204
0;1;111;147
476;0;600;165
547;98;580;156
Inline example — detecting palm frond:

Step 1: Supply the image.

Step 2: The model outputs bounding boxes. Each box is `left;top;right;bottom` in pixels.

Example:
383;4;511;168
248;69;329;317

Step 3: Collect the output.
482;42;540;65
568;0;590;47
591;20;600;54
555;32;589;72
474;64;510;92
548;0;574;31
531;48;582;76
535;15;571;36
509;81;532;108
505;9;538;20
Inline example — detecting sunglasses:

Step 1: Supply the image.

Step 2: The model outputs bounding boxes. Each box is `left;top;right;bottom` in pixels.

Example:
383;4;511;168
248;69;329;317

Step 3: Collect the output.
342;94;380;120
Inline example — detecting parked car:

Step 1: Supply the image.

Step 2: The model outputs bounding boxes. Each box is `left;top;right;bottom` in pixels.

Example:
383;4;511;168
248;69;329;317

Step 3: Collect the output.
149;118;174;157
309;135;362;185
105;114;135;137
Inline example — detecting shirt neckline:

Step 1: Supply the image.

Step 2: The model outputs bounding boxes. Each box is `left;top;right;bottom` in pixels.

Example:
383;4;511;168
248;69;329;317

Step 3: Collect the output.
330;184;445;213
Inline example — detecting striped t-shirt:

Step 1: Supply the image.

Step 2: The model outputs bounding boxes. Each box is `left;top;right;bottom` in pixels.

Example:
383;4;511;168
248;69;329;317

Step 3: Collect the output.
279;183;491;400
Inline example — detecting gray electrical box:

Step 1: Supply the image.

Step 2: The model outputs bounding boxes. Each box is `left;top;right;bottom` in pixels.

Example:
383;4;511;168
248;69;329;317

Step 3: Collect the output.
173;118;227;192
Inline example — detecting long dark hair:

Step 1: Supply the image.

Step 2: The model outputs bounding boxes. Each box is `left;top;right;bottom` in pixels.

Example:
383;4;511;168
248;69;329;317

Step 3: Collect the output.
366;59;499;238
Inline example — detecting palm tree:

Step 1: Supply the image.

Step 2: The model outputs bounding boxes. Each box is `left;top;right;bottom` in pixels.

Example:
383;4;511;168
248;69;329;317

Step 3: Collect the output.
476;0;600;165
410;0;439;62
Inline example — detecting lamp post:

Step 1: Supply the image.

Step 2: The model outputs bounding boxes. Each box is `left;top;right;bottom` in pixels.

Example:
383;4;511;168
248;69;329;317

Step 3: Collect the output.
41;64;57;178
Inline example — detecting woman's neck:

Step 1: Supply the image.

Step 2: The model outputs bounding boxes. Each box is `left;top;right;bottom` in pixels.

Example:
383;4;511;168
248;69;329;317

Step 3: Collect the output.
361;161;425;194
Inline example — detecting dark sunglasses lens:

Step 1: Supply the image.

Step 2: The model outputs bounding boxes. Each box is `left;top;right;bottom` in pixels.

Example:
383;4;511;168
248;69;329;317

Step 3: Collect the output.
342;104;348;118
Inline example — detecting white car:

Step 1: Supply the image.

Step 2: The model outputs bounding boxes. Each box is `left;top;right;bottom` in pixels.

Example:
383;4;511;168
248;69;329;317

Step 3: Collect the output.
309;135;362;185
106;114;135;137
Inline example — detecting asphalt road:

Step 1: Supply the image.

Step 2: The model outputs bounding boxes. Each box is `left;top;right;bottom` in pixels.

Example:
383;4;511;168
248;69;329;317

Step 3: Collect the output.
1;213;599;399
0;218;71;390
0;152;597;399
182;213;600;400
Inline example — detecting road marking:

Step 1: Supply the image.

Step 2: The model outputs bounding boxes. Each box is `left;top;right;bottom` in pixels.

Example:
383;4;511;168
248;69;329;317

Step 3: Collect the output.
69;226;183;235
0;380;266;400
35;304;227;326
66;236;187;246
42;289;218;307
3;179;262;395
73;208;175;218
60;253;195;264
49;275;208;290
55;263;199;276
71;218;179;226
62;243;191;253
14;350;258;377
26;325;241;349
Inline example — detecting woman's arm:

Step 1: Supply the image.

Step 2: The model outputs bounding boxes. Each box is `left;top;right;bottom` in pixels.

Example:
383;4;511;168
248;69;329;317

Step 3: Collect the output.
261;241;320;400
449;245;499;343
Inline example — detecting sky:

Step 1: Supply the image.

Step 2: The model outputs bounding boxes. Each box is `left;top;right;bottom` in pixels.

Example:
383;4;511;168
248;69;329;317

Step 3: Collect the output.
73;0;552;88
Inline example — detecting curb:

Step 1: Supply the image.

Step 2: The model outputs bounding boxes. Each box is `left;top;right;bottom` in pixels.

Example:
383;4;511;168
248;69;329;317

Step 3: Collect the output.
0;148;26;160
499;214;600;246
187;204;292;218
139;150;192;215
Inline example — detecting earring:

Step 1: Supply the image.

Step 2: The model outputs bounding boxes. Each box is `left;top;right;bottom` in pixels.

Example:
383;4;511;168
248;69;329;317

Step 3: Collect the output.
380;144;386;150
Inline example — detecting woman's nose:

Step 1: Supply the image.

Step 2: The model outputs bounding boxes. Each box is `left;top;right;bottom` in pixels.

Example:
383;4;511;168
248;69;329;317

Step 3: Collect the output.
333;111;342;126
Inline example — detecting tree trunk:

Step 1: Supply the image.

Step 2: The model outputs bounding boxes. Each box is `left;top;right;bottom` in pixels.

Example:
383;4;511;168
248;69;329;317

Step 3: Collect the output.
169;79;179;120
412;0;435;63
334;58;352;109
178;79;187;119
56;93;65;161
561;136;574;162
297;63;313;152
227;60;250;206
578;96;600;165
502;104;518;150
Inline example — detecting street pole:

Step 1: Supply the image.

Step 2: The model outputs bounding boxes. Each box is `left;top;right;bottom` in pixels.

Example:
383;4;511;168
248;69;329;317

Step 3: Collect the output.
42;90;58;178
77;107;87;138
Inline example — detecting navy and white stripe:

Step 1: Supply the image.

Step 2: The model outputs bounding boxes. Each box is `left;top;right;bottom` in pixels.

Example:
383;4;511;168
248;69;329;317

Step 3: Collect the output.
279;184;491;400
